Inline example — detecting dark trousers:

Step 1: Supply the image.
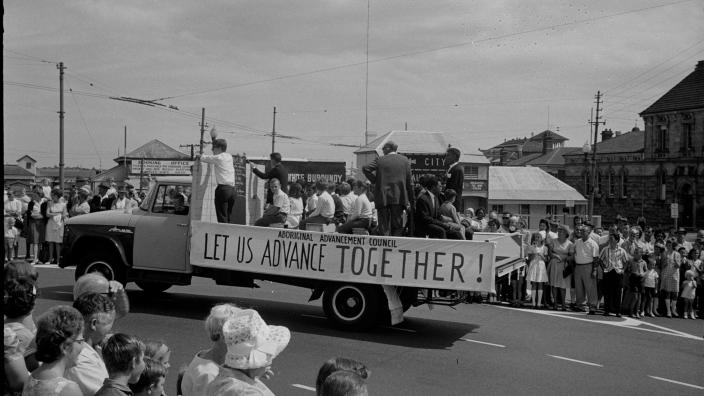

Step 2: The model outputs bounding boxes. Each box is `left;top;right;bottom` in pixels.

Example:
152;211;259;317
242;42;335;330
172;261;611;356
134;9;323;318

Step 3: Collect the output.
214;185;236;224
337;218;371;234
254;213;287;227
603;270;623;314
378;205;405;236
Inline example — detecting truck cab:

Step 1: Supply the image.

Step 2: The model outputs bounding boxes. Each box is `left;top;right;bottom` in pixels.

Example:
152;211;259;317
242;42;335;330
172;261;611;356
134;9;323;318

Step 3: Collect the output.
61;177;193;292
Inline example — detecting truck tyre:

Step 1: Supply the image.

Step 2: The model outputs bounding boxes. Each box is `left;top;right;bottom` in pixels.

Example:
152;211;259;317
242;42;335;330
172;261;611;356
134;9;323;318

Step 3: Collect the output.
322;284;381;331
135;281;171;294
75;253;126;285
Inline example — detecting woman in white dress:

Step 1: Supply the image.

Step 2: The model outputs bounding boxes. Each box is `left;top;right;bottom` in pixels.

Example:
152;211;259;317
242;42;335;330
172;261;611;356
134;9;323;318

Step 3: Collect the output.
285;183;304;229
45;189;67;265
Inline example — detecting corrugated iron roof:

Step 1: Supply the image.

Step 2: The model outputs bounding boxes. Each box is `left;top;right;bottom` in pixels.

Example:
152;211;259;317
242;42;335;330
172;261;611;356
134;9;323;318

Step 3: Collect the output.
37;167;98;178
3;165;35;178
641;61;704;115
529;129;568;142
116;139;191;161
563;129;645;156
489;166;586;202
508;147;582;166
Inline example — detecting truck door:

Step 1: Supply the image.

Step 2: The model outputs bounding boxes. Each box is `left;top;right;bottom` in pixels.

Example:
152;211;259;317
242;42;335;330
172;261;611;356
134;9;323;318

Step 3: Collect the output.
132;183;190;272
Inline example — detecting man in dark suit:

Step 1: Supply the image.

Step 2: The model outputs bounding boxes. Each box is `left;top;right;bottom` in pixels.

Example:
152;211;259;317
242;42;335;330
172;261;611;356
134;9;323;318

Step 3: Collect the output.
362;141;414;236
444;147;464;213
414;175;463;239
251;152;288;205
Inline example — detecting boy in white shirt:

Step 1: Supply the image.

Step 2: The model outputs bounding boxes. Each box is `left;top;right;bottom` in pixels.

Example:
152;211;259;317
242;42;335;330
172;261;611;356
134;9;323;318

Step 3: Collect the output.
198;138;235;223
337;181;372;234
254;179;289;227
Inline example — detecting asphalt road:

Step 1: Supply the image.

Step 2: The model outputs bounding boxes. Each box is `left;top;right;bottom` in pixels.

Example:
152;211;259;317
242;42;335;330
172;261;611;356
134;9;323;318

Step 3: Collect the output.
33;265;703;396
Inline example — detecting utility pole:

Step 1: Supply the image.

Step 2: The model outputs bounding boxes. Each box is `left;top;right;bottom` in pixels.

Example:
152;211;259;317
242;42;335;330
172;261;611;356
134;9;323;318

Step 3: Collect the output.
271;106;277;153
123;126;128;178
57;62;66;190
179;144;197;159
198;108;207;155
587;91;605;222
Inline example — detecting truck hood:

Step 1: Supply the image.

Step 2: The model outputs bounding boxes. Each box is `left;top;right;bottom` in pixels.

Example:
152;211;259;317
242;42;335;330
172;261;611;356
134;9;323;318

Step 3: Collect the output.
65;210;137;227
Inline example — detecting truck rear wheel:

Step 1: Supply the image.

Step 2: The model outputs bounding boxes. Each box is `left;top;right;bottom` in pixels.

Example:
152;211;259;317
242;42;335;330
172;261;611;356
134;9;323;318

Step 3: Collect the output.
135;281;171;294
75;253;126;285
322;284;381;331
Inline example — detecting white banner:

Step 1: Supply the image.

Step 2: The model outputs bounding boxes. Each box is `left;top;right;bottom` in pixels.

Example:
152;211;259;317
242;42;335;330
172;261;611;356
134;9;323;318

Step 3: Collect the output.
190;221;497;292
130;160;193;175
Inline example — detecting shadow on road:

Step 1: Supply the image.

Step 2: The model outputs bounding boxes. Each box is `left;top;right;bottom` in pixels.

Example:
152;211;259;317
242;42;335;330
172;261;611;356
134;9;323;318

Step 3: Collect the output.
38;284;479;349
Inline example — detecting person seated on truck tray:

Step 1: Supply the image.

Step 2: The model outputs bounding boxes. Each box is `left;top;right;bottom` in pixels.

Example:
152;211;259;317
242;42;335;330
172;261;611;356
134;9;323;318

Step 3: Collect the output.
254;179;289;227
439;188;471;240
304;183;318;219
285;182;304;229
413;175;463;240
327;181;346;225
299;180;335;230
337;180;373;234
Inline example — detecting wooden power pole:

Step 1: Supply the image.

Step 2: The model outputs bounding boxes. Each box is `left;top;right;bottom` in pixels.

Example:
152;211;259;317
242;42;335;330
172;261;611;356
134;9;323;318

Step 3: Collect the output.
57;62;66;190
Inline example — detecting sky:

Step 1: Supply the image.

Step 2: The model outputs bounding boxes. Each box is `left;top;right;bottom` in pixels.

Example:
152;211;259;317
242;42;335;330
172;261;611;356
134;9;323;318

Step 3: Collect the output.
4;0;704;170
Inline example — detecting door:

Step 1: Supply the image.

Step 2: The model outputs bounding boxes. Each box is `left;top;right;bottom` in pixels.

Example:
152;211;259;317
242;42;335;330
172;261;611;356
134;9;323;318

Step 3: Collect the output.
132;183;191;272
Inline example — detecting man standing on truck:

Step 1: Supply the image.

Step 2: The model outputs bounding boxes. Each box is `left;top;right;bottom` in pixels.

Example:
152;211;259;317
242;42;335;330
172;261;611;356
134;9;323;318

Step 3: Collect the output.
198;138;236;223
362;141;414;237
444;147;463;213
251;152;288;205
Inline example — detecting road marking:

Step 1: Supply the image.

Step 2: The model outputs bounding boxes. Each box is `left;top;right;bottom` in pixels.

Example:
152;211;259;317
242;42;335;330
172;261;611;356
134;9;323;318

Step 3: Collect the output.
492;305;701;341
547;354;602;367
648;375;704;390
292;384;316;392
460;338;506;348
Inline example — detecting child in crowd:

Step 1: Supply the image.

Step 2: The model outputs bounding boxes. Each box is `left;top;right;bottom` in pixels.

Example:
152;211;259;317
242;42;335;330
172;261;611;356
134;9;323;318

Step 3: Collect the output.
316;357;370;396
145;340;171;372
5;217;20;262
641;257;660;317
130;358;167;396
525;232;548;309
680;271;697;319
320;371;368;396
95;333;146;396
626;248;647;318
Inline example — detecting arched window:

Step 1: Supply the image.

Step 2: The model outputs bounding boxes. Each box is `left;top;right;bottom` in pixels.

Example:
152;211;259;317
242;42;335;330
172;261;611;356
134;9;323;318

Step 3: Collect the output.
596;170;603;196
656;167;666;200
608;168;616;197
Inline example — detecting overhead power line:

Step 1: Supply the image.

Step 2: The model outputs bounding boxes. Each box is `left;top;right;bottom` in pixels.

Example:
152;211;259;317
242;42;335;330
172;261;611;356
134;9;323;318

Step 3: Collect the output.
153;0;696;100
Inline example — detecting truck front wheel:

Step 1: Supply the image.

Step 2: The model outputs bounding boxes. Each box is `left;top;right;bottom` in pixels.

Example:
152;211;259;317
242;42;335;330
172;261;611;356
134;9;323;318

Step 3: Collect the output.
322;284;381;331
75;253;126;285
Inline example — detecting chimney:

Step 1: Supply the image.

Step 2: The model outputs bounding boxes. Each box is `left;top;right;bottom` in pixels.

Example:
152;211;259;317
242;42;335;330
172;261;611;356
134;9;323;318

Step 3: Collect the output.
542;132;553;155
601;128;614;141
697;60;704;71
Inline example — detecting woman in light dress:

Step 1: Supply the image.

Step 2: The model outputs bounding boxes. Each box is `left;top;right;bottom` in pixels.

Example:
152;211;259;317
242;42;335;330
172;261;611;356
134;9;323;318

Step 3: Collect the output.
526;232;548;309
548;225;574;310
44;189;67;265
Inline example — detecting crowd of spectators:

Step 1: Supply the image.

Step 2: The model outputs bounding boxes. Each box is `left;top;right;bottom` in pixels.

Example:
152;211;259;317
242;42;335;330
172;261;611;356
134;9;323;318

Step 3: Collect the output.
4;261;370;396
4;180;145;265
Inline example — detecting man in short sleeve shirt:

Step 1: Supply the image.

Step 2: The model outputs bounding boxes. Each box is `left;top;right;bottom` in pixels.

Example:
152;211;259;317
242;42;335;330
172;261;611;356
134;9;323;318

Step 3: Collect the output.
573;224;600;314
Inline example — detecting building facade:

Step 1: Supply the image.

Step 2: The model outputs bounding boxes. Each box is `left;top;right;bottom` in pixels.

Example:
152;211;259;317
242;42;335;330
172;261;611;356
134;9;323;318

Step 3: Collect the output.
563;61;704;229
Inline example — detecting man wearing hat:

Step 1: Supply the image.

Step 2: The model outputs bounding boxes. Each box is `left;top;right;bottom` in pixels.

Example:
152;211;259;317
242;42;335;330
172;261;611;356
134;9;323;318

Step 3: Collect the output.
675;227;692;253
444;147;463;213
90;183;115;212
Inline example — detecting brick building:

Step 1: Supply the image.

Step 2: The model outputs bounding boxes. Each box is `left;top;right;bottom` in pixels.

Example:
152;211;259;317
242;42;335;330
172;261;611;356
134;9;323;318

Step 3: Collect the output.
563;60;704;229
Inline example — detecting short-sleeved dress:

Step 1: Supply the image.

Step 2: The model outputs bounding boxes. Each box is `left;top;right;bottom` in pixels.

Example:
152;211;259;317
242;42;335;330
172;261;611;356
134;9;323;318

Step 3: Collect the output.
659;252;681;293
45;201;67;243
548;238;574;289
526;245;548;283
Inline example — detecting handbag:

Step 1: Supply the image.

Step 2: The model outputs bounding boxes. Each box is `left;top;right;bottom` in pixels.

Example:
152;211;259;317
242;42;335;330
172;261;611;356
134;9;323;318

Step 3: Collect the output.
563;262;574;278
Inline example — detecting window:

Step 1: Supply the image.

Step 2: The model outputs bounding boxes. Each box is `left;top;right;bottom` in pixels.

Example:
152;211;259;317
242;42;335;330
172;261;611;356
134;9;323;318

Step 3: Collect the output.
151;184;191;215
464;166;479;179
620;169;628;198
583;170;591;194
656;126;668;151
519;204;530;215
596;171;603;196
608;169;616;197
681;123;693;151
491;204;504;214
25;162;31;169
545;205;558;215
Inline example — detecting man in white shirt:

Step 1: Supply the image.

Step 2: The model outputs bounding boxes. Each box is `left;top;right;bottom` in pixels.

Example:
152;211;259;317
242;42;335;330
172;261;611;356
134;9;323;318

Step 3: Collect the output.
67;293;116;396
198;138;236;223
338;182;357;218
337;181;372;234
573;223;600;314
299;181;334;230
254;179;289;227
